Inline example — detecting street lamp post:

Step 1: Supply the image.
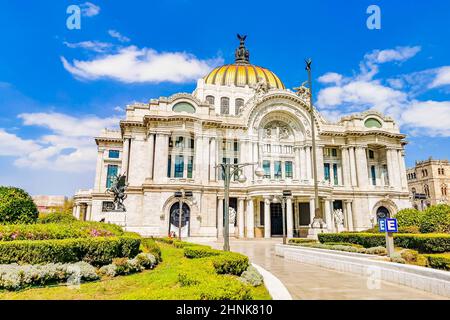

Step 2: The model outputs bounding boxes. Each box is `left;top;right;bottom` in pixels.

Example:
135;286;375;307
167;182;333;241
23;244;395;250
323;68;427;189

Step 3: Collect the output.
272;190;292;244
305;59;325;231
173;190;193;241
217;162;265;251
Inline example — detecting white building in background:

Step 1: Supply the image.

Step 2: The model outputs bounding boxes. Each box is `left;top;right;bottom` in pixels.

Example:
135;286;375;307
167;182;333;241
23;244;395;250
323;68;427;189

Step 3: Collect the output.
74;36;410;238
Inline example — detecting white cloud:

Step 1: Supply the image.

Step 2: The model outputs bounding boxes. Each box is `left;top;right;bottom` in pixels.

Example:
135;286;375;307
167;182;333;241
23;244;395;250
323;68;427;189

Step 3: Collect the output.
108;30;130;43
430;66;450;88
315;45;450;136
359;46;421;80
2;113;120;172
63;41;112;53
61;45;223;83
61;46;222;83
318;72;343;84
80;2;100;17
0;129;41;156
18;112;118;137
401;100;450;136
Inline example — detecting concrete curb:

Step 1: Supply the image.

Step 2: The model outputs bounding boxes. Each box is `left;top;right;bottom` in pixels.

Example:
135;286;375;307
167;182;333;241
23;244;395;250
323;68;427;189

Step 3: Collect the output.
276;244;450;298
251;263;292;300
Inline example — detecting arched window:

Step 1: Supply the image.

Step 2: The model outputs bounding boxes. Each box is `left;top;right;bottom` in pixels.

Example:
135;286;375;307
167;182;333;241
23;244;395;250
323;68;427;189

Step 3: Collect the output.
172;102;195;113
424;184;430;197
220;97;229;115
206;95;215;105
442;184;447;196
235;98;244;114
364;118;382;128
168;202;190;237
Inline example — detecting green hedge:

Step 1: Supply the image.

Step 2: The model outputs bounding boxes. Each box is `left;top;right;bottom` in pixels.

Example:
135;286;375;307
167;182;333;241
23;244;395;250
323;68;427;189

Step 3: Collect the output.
0;221;124;241
0;235;140;266
288;238;318;244
38;212;77;224
183;246;222;258
318;233;450;253
425;254;450;271
211;252;249;276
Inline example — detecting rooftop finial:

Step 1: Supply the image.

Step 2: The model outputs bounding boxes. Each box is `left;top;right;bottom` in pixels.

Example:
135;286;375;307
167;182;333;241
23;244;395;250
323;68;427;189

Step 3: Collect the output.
235;34;250;64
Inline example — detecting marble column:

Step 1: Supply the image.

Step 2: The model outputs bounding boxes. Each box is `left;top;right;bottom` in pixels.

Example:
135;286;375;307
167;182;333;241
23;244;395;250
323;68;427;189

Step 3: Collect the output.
345;201;354;231
209;137;216;181
309;197;315;226
238;197;245;238
246;198;255;238
389;148;401;189
95;148;104;192
264;197;271;238
217;197;223;237
316;146;325;182
121;137;130;176
286;197;293;238
294;147;300;180
75;205;81;220
194;136;203;181
153;133;169;183
355;146;369;188
300;147;307;180
341;147;351;186
349;147;358;187
305;146;312;181
386;148;395;187
324;199;331;230
147;133;155;180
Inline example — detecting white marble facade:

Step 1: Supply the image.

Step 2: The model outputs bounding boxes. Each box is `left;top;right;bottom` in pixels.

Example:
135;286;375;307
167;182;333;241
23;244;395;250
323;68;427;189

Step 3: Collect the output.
73;40;410;239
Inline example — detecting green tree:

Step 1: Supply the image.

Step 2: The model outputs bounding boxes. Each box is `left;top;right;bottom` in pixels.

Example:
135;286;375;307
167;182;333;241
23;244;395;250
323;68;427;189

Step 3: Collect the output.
395;208;424;228
0;186;38;224
420;204;450;233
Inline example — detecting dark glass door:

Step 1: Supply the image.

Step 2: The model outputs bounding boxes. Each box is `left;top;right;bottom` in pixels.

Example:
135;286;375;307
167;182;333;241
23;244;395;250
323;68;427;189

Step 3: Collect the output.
270;203;283;236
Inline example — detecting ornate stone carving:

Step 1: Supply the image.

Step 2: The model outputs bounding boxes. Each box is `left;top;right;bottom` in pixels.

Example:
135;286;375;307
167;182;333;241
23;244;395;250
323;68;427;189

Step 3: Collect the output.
229;207;237;225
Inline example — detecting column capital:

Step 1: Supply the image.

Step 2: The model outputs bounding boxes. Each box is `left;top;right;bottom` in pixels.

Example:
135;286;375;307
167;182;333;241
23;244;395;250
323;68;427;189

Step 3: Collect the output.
344;199;353;204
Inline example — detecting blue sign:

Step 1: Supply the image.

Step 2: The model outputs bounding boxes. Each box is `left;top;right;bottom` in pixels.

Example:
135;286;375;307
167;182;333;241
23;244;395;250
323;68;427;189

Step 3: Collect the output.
386;218;398;232
378;219;387;232
378;218;398;232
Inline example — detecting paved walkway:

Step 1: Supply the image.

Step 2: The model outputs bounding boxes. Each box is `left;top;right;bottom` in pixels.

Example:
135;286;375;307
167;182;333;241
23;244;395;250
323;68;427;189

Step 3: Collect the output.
193;238;447;300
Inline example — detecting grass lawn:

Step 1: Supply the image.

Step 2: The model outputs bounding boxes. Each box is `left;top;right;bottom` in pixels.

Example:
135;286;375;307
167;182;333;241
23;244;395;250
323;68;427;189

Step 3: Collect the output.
0;243;271;300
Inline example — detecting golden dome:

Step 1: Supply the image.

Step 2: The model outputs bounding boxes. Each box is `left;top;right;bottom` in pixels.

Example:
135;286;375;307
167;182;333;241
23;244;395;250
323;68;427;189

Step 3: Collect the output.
203;34;285;89
204;64;285;89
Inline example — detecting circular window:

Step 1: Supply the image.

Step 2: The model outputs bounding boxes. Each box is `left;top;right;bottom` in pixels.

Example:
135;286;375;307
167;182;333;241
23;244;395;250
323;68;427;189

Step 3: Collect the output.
364;118;382;128
172;102;195;114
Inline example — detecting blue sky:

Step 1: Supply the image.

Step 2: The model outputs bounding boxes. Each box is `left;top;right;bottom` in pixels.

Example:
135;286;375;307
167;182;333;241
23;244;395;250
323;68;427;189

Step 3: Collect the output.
0;0;449;196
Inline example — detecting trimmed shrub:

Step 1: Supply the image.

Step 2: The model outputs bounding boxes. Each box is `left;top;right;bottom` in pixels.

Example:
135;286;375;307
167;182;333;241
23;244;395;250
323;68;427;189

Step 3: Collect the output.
38;212;77;224
212;252;249;276
99;253;157;277
420;204;450;233
399;249;419;263
0;187;38;224
395;208;423;228
184;246;222;259
0;236;140;266
390;252;406;264
0;261;99;291
198;279;252;300
141;238;162;262
425;254;450;271
239;265;263;287
0;221;124;241
318;232;450;253
178;273;201;287
398;226;421;234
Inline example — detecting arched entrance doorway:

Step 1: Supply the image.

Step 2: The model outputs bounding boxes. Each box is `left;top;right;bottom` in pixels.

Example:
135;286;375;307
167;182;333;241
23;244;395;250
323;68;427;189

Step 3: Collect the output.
376;206;390;219
168;202;190;237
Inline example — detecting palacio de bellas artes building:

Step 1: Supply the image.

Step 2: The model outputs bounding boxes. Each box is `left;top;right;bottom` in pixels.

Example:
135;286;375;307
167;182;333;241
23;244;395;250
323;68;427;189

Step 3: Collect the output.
73;36;410;239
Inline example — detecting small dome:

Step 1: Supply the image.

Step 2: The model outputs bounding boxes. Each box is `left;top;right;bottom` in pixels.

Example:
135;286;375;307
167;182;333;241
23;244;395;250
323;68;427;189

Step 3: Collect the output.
203;34;285;90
